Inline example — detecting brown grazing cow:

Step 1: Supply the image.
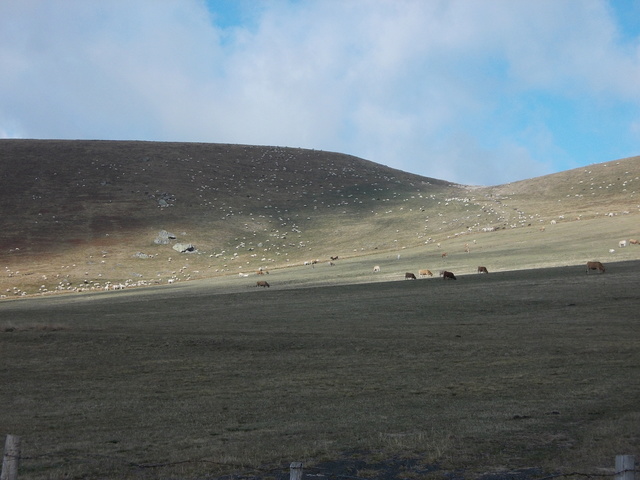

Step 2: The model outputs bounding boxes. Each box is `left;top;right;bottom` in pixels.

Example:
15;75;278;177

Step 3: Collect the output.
405;272;417;280
586;261;605;274
419;269;433;277
442;271;457;280
256;281;270;287
477;266;489;274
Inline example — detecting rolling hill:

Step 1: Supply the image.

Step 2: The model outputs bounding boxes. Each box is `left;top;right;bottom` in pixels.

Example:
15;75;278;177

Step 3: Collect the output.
1;139;639;296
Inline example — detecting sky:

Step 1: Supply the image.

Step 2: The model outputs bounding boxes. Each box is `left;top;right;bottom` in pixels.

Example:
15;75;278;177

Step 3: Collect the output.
1;0;639;186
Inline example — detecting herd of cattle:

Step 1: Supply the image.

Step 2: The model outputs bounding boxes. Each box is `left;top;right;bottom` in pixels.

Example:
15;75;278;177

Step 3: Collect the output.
400;266;486;281
395;260;608;281
250;238;631;287
255;257;613;288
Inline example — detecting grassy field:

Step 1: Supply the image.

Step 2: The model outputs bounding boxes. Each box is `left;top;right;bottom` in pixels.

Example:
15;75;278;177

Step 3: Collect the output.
1;140;639;479
1;259;639;479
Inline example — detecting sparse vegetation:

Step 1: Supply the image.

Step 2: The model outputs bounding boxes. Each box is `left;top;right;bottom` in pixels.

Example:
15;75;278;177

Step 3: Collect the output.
0;139;458;295
1;262;639;479
2;140;637;297
1;140;640;479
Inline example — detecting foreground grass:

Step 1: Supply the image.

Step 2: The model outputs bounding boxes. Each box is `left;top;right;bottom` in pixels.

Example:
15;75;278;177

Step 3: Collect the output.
1;260;639;479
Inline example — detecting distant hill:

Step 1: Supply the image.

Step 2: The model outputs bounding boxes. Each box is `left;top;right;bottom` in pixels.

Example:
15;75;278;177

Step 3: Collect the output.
1;139;638;296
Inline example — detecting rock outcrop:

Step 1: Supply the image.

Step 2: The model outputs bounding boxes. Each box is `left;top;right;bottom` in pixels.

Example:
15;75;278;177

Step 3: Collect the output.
154;230;176;245
172;243;196;253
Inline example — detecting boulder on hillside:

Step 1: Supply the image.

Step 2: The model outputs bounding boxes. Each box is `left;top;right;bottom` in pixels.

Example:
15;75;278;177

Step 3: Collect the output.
156;192;175;207
172;243;196;253
154;230;176;245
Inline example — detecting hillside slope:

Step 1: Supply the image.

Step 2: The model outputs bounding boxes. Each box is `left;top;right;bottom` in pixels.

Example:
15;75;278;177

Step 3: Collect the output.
479;156;640;223
1;139;639;296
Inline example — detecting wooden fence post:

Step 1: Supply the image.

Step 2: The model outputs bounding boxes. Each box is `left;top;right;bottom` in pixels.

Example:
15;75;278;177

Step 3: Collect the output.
1;434;21;480
616;455;636;480
290;462;303;480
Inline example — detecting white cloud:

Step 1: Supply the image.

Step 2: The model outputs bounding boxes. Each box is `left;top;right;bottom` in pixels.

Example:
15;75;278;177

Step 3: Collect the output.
0;0;638;185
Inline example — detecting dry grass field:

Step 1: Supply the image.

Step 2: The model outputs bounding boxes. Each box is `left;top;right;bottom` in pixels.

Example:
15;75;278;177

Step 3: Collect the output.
1;140;640;479
1;260;639;479
1;140;638;297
